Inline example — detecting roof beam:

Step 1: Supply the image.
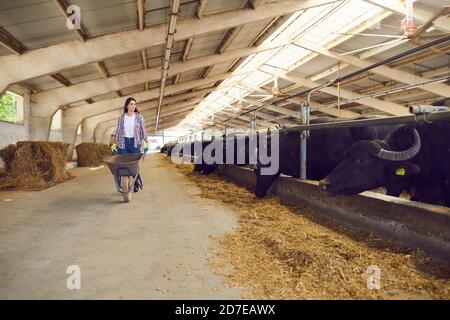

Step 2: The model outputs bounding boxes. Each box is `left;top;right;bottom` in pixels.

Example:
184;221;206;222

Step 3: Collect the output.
293;39;450;97
199;25;244;78
278;73;409;116
88;100;203;141
66;70;248;119
49;73;71;87
138;0;146;30
217;26;243;54
182;38;194;63
95;61;109;78
71;87;221;138
0;0;337;93
0;27;26;55
31;42;285;117
248;0;266;9
196;0;208;19
421;66;450;78
220;111;272;128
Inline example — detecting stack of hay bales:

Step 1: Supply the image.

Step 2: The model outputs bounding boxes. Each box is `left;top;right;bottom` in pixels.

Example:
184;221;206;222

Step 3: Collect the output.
0;141;73;190
75;142;111;167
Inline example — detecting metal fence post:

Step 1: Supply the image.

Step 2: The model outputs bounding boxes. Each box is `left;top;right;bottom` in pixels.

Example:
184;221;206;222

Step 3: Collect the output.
300;101;310;180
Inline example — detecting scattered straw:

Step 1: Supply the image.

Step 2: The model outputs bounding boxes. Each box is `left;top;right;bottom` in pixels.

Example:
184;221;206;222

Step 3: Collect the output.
0;141;73;191
75;142;111;167
167;157;450;300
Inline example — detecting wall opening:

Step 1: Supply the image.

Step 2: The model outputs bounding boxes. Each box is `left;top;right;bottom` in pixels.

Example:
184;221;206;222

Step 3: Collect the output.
51;110;62;130
0;90;24;124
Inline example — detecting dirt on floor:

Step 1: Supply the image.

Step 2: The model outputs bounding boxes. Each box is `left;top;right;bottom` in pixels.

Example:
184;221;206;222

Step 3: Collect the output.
162;156;450;300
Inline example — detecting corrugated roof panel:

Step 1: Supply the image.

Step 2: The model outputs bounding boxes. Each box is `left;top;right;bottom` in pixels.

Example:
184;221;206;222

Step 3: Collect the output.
104;51;143;76
146;0;196;27
189;31;228;58
226;18;276;51
203;0;247;15
120;84;146;96
90;91;120;102
25;76;64;91
179;68;202;82
208;60;236;76
73;0;138;37
59;64;101;85
0;1;78;50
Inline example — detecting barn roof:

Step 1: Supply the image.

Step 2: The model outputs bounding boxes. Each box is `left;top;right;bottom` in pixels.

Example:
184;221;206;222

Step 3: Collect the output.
0;0;449;134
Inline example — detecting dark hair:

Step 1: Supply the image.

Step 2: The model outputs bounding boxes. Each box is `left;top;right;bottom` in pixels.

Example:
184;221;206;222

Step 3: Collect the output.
124;97;139;113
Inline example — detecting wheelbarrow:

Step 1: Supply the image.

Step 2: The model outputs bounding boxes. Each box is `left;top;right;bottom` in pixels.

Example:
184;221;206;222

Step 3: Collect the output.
104;153;145;202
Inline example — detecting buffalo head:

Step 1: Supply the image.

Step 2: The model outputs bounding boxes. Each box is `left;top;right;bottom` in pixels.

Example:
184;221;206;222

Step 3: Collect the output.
319;126;421;196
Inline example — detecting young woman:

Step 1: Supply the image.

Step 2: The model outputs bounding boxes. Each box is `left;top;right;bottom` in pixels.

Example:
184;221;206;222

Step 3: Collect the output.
114;97;148;154
113;97;148;196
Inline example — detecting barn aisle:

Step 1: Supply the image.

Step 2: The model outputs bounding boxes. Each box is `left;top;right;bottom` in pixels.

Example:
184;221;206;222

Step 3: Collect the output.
0;154;240;299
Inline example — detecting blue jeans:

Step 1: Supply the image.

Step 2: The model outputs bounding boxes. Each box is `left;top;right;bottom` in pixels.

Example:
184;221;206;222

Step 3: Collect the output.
118;137;141;154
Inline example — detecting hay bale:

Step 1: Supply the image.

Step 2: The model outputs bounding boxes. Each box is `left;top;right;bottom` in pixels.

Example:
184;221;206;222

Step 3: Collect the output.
75;142;111;167
0;141;73;191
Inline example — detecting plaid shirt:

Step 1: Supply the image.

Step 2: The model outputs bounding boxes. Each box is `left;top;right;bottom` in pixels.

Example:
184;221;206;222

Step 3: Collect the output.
115;113;147;148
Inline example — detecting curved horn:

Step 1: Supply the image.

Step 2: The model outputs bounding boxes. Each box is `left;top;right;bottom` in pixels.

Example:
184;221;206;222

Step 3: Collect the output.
375;128;421;162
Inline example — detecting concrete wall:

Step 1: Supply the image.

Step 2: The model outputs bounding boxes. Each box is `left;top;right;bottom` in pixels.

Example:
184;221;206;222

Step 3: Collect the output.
49;130;63;142
0;121;28;150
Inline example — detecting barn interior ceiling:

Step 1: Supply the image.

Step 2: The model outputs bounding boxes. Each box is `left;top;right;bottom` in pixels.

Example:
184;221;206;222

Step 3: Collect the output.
0;0;449;136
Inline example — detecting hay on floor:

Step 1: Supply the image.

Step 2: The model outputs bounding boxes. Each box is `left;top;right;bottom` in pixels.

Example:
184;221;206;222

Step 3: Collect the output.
75;142;111;167
0;141;73;191
166;157;450;300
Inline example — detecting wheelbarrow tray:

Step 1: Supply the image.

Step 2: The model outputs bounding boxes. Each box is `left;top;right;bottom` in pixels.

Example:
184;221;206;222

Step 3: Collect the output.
104;153;144;177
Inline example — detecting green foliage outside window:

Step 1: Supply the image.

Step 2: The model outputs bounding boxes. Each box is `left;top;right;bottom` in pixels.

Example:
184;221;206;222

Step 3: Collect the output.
0;91;17;123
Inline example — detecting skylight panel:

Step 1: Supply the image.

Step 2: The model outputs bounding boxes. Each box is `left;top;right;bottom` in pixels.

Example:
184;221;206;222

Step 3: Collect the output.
185;0;385;127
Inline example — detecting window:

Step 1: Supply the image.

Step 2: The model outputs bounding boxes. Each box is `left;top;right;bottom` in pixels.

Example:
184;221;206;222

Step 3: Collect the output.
51;110;62;130
0;90;23;124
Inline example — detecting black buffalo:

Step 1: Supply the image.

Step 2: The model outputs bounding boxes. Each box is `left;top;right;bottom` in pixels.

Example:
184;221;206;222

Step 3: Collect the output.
254;117;398;197
184;134;259;174
320;119;450;207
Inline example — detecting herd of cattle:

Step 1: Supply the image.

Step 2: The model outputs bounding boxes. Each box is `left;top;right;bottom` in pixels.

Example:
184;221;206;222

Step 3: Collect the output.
161;100;450;208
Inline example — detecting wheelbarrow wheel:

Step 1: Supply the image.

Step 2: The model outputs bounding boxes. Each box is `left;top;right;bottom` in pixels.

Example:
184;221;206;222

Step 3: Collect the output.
122;176;131;202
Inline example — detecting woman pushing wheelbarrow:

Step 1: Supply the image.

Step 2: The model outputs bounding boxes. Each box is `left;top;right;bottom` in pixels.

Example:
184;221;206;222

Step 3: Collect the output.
104;97;148;202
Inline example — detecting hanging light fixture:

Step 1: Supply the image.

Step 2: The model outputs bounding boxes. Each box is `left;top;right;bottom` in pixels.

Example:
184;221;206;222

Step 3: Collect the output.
401;0;416;38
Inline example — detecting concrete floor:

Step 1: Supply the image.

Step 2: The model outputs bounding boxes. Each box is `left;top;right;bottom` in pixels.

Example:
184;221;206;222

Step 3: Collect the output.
0;154;240;299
